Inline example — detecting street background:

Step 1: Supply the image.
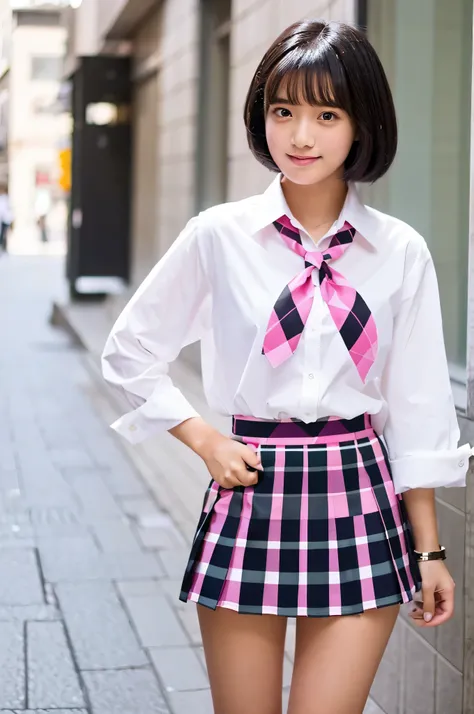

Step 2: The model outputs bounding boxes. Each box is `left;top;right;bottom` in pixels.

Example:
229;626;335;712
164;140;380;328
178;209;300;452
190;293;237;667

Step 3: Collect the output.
0;0;472;712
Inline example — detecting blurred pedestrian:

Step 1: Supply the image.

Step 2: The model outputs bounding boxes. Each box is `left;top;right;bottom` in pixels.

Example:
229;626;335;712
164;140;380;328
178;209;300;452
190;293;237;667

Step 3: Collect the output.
35;187;51;243
101;19;469;714
0;183;13;254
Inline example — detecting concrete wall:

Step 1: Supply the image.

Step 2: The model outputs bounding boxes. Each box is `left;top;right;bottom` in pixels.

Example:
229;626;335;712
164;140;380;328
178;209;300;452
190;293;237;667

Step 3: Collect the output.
154;2;474;712
97;0;127;38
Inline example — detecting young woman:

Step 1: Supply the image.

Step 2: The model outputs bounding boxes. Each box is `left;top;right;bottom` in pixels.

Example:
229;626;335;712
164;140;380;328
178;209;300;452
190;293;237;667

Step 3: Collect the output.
102;19;472;714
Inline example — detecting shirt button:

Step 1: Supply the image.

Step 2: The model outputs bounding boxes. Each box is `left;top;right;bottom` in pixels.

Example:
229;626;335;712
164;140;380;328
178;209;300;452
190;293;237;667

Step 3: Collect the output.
129;425;137;432
458;459;465;468
308;373;314;379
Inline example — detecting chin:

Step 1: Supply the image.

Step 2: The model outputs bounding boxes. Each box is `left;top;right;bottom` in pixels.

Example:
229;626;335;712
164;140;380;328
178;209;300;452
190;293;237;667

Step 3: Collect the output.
281;167;331;187
280;162;344;187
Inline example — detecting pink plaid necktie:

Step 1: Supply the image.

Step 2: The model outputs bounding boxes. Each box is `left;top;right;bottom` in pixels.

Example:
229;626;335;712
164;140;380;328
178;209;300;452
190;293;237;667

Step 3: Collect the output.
262;215;378;382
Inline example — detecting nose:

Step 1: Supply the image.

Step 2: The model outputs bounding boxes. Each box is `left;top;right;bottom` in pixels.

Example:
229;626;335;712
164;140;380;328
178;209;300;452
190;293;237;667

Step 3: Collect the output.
291;118;315;150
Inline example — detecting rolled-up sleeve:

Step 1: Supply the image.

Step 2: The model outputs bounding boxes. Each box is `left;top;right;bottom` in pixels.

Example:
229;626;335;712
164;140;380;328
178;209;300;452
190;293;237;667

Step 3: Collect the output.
101;215;210;443
381;240;472;493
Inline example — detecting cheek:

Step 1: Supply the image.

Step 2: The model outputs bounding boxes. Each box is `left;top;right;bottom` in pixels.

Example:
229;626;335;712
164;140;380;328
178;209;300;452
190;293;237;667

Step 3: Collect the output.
325;126;356;160
265;120;284;155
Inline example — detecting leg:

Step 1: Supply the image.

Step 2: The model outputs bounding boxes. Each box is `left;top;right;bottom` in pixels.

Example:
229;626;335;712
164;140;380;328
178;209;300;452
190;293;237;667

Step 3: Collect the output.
288;604;400;714
198;604;288;714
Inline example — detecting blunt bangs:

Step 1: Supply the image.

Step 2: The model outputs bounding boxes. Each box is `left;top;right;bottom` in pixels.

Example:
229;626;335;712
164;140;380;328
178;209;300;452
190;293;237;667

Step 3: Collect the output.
264;46;353;116
244;20;397;183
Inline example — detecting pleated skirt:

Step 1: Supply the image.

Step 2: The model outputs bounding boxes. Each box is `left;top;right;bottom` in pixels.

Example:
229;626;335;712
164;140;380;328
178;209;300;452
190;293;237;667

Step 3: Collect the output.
179;414;422;617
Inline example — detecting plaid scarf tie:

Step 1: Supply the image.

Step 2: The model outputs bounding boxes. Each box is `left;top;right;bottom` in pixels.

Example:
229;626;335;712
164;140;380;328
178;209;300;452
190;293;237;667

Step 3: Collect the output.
262;215;378;382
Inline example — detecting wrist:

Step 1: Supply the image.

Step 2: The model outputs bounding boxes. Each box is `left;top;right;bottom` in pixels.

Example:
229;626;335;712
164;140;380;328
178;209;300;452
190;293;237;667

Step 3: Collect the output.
184;420;223;459
413;539;441;552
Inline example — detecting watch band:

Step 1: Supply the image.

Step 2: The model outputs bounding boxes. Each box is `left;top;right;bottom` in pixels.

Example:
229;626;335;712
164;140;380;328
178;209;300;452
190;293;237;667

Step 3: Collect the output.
414;545;446;562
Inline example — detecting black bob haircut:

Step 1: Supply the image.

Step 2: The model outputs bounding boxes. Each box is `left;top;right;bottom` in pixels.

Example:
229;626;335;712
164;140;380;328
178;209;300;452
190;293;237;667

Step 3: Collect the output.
244;20;397;183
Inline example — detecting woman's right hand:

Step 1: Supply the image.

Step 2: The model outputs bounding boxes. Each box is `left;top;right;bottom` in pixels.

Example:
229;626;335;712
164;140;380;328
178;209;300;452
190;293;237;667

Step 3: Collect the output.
199;433;263;489
169;418;263;489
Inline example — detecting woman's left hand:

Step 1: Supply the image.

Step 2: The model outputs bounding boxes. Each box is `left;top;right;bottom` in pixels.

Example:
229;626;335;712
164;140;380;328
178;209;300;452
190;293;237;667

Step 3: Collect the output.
409;560;455;627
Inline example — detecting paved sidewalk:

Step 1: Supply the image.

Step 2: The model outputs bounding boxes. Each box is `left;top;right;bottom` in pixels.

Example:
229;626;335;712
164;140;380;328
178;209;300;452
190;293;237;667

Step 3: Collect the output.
0;253;212;713
0;252;382;714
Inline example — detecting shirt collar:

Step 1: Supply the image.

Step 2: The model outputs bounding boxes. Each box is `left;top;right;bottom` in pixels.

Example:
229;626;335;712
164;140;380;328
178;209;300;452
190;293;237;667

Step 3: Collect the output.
249;173;377;247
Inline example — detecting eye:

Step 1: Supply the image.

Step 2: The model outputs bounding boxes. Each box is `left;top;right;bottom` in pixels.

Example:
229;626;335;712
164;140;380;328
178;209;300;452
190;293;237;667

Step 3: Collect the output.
320;111;337;121
273;107;292;118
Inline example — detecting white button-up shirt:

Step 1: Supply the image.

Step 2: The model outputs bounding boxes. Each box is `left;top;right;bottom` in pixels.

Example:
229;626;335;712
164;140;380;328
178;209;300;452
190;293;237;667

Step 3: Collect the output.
101;174;472;493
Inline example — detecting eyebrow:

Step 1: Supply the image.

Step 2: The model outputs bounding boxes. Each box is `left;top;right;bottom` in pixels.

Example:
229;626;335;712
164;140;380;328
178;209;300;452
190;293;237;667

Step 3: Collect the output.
269;96;337;108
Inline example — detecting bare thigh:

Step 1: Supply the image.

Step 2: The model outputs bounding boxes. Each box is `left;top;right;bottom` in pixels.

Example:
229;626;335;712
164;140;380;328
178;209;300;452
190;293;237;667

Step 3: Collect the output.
198;604;288;714
288;604;400;714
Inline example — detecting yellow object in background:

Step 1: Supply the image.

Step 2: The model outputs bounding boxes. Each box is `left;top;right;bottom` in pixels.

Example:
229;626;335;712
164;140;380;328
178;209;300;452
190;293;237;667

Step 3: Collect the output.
58;148;71;192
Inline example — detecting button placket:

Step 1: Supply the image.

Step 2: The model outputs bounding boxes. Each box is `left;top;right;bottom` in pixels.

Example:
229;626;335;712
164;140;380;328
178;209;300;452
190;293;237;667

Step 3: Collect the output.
301;294;321;416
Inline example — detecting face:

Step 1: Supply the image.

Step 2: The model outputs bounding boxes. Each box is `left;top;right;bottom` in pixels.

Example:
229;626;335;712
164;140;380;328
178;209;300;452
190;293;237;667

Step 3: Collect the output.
265;77;357;186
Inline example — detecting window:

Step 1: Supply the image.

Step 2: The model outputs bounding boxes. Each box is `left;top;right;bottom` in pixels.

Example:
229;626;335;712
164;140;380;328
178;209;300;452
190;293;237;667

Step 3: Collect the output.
195;0;231;211
31;55;62;81
361;0;473;371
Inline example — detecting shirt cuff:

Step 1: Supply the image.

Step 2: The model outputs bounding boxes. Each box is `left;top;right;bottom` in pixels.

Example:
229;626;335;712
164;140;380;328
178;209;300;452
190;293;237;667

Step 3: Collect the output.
110;396;201;444
390;443;472;494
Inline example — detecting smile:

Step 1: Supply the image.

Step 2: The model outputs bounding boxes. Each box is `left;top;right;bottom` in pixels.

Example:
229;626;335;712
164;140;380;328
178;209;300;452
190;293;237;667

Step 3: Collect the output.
287;155;321;166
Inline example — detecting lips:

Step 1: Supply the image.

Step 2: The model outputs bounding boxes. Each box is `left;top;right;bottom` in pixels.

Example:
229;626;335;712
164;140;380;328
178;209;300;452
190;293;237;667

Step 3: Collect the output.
287;154;321;166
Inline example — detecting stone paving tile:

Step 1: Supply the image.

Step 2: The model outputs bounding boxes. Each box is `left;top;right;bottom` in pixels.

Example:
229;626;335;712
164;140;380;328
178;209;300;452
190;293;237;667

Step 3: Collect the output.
49;448;95;469
156;578;184;609
55;581;148;669
115;578;162;598
27;621;85;709
0;549;44;605
0;538;37;550
83;669;170;714
92;518;142;553
119;492;163;515
12;710;88;713
136;521;187;550
122;594;189;648
168;688;214;714
0;468;21;492
149;646;209;692
101;465;147;497
0;604;60;621
0;622;25;709
29;505;84;528
62;471;123;519
285;620;296;662
176;606;203;647
0;522;35;539
157;549;190;580
41;542;163;582
283;655;294;688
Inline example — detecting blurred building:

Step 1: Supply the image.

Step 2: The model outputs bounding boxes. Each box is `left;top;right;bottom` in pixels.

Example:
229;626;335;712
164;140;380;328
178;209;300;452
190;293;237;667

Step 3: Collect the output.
60;1;474;712
0;0;12;186
7;2;67;232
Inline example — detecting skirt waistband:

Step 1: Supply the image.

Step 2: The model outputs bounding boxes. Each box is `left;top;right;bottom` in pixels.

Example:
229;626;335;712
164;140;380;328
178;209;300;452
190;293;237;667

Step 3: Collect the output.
232;414;372;441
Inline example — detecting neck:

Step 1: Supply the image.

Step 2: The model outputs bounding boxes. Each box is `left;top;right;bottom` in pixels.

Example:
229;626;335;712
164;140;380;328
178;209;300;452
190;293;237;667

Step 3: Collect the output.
280;174;348;239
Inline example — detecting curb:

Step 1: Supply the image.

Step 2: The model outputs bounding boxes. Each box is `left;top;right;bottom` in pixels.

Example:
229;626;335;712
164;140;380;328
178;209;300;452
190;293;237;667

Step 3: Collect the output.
50;301;86;350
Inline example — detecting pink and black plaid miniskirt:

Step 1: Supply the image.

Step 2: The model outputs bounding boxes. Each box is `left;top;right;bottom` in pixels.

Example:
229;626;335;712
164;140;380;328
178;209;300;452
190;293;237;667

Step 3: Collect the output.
179;414;422;617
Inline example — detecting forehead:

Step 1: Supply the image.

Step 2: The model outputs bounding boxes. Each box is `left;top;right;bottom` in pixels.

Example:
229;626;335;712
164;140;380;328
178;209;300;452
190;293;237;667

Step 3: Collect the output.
266;67;341;109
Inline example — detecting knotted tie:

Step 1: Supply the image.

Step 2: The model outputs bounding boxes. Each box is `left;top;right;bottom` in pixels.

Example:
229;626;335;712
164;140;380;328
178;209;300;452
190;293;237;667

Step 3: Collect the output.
262;215;378;382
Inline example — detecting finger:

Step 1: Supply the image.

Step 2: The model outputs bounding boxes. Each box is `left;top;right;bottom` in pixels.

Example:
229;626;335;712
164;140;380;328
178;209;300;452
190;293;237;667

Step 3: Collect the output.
411;592;455;627
422;587;436;623
243;446;263;471
237;468;259;487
